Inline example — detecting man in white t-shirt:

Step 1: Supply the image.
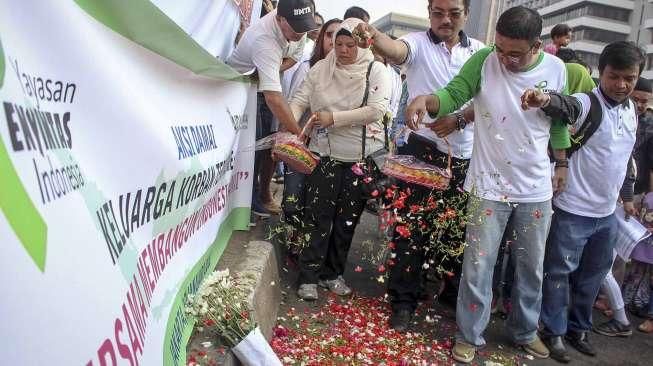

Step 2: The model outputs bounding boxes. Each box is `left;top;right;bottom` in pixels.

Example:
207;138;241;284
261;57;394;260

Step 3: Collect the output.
407;6;571;363
354;0;484;331
227;0;317;216
521;41;644;363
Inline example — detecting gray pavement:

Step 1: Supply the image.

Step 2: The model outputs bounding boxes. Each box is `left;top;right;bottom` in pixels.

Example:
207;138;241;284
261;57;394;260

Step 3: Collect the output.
272;211;653;365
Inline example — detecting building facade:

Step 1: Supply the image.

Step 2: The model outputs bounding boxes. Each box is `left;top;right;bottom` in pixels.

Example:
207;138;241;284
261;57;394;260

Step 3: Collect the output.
464;0;503;44
372;12;430;39
503;0;653;78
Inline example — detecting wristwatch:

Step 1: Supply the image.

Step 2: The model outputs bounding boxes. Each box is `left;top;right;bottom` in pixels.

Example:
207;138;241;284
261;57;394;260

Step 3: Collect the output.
455;113;467;131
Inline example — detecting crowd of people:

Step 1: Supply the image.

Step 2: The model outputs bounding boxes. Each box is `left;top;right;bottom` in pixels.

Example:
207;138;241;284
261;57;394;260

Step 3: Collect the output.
226;0;653;363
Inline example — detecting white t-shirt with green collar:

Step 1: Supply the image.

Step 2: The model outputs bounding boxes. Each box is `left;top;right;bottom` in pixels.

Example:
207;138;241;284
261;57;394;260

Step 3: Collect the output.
434;47;569;203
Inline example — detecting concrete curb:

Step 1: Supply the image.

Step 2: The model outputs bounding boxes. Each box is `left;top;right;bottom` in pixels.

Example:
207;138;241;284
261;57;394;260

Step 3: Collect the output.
217;236;281;339
186;229;281;365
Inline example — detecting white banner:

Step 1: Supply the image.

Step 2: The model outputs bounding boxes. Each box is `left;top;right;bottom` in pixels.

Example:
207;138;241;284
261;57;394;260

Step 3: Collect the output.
0;1;256;365
152;0;263;61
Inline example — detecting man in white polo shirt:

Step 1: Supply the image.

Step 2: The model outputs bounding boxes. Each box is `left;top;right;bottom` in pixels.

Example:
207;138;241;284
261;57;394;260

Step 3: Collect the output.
227;0;317;216
407;6;571;363
521;41;644;363
354;0;484;332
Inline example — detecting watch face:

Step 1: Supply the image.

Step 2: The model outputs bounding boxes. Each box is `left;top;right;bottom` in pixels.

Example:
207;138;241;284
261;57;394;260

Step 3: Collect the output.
456;114;466;130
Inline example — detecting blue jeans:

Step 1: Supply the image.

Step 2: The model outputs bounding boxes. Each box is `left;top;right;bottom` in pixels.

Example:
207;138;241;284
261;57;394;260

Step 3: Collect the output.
456;197;553;346
540;207;617;335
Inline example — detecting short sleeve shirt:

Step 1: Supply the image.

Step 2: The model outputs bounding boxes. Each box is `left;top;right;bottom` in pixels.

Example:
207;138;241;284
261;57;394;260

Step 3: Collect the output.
554;89;637;217
227;10;307;92
399;31;484;159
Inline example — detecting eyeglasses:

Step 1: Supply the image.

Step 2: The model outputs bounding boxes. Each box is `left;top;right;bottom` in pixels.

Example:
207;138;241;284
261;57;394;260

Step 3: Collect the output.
429;9;465;20
495;43;537;63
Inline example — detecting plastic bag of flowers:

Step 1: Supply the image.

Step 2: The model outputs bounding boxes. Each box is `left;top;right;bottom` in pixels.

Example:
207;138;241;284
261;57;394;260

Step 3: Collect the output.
185;269;282;366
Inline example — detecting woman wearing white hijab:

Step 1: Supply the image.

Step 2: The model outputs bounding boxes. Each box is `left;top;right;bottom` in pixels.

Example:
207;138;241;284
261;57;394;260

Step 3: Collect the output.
289;17;391;300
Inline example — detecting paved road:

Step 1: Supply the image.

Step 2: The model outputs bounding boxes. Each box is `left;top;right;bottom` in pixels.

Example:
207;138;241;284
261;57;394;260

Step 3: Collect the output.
271;211;653;365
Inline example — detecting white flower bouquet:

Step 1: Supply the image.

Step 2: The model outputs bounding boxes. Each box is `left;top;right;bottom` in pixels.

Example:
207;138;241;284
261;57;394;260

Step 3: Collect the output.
185;269;281;366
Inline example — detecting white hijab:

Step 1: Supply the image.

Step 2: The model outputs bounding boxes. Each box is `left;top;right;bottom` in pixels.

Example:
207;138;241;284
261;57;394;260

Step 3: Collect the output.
311;17;375;112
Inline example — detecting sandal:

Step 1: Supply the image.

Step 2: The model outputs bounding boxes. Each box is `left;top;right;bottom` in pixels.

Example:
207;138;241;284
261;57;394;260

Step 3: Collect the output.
594;298;610;312
638;319;653;333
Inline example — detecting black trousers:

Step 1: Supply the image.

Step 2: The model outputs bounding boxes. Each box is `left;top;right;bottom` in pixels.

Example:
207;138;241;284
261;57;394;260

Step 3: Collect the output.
298;157;366;285
388;138;470;311
253;93;274;199
281;165;306;229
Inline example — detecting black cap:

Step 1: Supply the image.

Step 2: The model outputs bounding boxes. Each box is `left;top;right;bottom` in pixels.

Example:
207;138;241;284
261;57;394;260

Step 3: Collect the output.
277;0;318;34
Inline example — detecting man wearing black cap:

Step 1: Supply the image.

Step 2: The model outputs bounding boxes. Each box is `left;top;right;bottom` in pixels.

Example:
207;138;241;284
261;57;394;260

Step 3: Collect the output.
227;0;318;216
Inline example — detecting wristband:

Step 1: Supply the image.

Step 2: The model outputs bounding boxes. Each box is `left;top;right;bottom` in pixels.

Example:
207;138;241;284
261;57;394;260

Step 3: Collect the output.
555;159;569;168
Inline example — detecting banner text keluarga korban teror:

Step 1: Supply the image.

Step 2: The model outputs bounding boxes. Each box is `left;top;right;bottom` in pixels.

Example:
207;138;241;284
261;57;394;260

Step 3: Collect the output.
0;0;259;365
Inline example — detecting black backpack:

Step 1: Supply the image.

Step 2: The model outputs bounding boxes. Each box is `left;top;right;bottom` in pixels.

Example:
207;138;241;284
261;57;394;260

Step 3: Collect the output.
562;92;636;183
567;92;602;157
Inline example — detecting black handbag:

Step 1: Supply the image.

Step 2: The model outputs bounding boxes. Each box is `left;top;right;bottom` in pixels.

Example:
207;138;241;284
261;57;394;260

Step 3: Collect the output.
358;62;393;199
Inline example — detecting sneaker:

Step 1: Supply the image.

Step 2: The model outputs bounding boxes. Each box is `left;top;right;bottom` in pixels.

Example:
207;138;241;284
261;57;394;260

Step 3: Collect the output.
594;319;632;337
452;340;476;363
318;275;352;296
520;336;550;359
297;284;318;301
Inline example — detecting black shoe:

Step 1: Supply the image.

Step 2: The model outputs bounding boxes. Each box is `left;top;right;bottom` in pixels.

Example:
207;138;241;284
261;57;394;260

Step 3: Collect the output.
389;309;412;332
542;335;570;363
565;331;596;356
594;319;633;337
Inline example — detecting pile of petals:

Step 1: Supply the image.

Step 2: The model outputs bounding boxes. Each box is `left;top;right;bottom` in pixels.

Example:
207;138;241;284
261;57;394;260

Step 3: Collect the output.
270;296;454;365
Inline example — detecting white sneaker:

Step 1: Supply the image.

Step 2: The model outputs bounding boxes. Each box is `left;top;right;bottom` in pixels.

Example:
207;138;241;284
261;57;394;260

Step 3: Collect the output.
318;276;352;296
297;284;318;300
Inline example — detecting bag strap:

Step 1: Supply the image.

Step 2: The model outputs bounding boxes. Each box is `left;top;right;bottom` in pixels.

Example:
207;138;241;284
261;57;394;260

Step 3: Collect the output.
568;91;603;157
382;113;390;150
360;61;375;159
360;61;390;159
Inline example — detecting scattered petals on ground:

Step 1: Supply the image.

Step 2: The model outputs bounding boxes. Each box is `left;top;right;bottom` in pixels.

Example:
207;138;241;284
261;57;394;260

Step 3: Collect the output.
271;296;454;365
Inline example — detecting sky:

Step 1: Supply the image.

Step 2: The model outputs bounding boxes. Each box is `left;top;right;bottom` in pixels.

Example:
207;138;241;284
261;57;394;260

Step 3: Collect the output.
316;0;428;23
